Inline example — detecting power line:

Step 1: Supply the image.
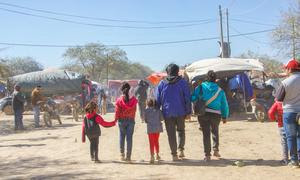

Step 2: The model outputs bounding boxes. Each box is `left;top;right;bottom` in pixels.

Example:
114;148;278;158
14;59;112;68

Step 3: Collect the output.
0;29;275;48
0;7;217;29
230;25;270;45
231;18;276;27
0;2;214;24
230;0;269;16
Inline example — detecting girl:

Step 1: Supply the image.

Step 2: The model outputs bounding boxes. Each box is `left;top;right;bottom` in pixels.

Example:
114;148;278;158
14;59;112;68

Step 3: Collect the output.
268;100;289;165
144;99;163;164
82;101;116;163
115;82;138;162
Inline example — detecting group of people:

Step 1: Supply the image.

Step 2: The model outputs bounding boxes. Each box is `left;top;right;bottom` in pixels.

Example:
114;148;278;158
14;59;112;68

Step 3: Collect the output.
82;63;230;164
12;84;45;130
268;58;300;168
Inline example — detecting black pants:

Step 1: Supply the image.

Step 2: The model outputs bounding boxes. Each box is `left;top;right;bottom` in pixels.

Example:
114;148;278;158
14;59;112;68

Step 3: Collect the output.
198;112;221;156
88;137;99;160
138;101;146;121
164;116;185;156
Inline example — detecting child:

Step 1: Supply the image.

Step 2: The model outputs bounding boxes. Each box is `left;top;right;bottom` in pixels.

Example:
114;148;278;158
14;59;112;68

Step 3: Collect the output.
82;101;116;163
144;99;164;164
115;82;138;162
268;100;289;165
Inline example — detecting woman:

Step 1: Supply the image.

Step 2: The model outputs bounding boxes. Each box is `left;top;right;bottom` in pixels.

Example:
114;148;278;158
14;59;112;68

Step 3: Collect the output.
115;82;138;162
191;70;229;161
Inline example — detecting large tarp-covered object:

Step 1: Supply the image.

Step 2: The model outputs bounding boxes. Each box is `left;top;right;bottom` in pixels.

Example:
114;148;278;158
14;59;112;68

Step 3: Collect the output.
185;58;264;81
7;69;85;96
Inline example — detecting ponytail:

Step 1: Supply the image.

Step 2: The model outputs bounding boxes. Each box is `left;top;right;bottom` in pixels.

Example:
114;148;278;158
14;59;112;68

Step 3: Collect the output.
121;82;131;103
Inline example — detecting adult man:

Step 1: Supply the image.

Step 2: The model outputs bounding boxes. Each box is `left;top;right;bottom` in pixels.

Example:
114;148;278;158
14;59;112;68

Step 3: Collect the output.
31;85;44;128
134;80;149;122
12;84;25;130
276;58;300;168
156;64;191;160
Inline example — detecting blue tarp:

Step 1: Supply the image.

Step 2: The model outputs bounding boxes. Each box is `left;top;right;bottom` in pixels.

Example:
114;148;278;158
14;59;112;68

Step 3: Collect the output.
229;73;253;101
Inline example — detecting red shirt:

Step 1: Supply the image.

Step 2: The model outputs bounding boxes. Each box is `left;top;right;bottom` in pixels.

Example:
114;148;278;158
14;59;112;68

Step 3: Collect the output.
82;111;115;142
114;96;138;121
268;101;283;127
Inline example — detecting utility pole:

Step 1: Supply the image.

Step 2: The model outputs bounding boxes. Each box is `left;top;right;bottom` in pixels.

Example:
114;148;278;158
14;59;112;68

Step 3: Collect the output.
219;5;224;58
226;8;230;57
106;54;109;86
292;18;296;59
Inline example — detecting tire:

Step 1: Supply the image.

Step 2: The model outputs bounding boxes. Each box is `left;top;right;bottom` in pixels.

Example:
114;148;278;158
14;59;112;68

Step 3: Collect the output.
254;108;266;122
43;112;52;127
3;104;13;115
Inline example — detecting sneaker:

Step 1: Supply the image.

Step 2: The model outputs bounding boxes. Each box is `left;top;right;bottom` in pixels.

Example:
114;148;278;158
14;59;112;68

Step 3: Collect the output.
280;159;289;165
204;156;211;162
125;157;131;162
120;153;125;161
172;155;180;161
94;159;101;163
150;155;155;164
156;154;161;161
213;151;221;158
179;150;185;158
288;161;299;168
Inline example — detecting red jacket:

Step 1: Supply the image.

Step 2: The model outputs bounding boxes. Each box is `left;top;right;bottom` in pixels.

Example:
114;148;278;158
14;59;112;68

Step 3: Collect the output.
82;111;115;142
268;101;283;127
114;96;138;121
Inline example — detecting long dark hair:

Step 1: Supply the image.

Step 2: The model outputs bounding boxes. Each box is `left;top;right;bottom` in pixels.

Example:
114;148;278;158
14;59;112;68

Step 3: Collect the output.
121;82;131;103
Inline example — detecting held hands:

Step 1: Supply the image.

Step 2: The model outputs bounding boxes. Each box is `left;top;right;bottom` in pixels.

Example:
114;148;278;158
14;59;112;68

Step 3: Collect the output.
221;118;227;124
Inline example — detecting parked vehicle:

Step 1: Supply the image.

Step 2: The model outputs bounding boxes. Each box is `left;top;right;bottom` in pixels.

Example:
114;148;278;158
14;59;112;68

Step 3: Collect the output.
185;57;272;122
1;69;87;120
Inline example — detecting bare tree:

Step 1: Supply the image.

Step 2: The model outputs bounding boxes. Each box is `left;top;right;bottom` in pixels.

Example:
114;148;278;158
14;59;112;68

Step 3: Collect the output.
272;0;300;58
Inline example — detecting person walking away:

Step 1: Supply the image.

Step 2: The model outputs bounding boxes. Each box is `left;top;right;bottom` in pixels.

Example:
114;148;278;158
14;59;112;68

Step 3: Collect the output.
12;84;26;130
101;90;107;115
82;101;116;163
31;85;45;128
276;58;300;168
156;64;191;161
144;99;163;164
191;70;229;162
268;100;289;165
135;80;149;122
115;82;138;162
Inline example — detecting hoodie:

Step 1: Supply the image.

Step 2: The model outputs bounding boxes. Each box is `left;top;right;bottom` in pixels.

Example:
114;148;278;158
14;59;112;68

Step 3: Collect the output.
156;76;191;118
191;81;229;119
268;101;283;127
82;111;115;142
115;96;138;121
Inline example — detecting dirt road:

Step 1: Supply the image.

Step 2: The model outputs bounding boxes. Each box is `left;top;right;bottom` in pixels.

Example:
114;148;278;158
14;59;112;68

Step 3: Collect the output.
0;113;299;180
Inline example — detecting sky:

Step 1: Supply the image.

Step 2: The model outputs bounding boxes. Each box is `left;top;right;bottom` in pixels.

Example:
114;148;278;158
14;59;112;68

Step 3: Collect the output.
0;0;291;71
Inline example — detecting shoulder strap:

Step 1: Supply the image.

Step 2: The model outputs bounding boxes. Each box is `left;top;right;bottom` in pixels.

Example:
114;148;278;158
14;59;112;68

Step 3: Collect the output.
205;87;221;106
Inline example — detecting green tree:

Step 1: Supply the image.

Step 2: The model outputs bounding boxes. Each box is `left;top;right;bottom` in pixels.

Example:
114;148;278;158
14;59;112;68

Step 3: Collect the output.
239;50;284;73
63;43;153;82
2;57;43;77
272;0;300;58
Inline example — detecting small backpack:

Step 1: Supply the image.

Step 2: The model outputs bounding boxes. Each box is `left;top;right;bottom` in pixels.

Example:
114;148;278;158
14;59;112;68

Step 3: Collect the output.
84;115;101;138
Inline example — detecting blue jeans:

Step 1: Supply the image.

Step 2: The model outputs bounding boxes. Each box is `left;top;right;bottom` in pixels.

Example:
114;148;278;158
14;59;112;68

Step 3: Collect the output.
283;112;300;162
33;106;40;127
14;109;24;130
118;120;135;158
279;127;288;161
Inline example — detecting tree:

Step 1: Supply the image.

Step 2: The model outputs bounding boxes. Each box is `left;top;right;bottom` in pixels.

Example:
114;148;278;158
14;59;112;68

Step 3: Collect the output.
1;57;43;77
272;0;300;58
63;43;153;82
239;50;284;73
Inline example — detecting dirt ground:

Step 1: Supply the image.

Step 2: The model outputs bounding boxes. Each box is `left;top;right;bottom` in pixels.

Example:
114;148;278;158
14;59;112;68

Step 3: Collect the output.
0;112;299;180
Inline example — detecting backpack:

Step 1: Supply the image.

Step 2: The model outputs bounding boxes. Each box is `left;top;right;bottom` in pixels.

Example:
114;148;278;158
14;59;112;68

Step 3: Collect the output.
84;115;101;138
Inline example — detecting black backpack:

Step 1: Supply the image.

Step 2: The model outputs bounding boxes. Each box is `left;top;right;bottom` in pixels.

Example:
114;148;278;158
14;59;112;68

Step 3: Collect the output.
84;115;101;138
